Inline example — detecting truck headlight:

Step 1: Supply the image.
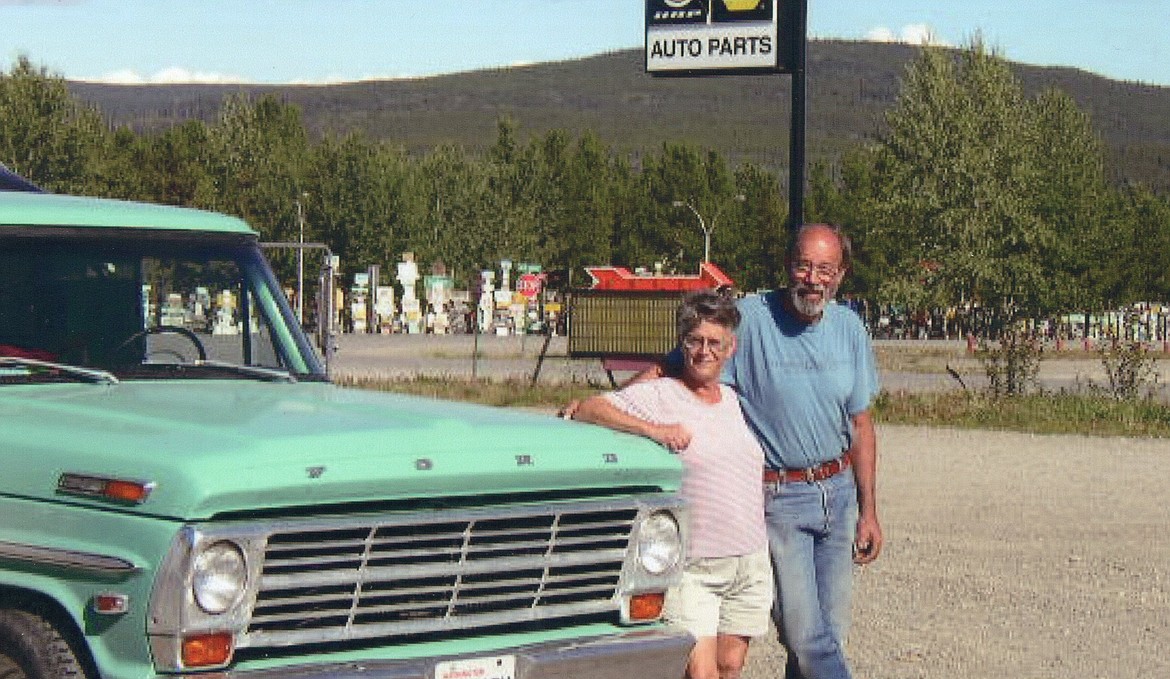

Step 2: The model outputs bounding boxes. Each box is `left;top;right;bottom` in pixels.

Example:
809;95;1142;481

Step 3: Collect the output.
636;511;681;575
192;541;247;614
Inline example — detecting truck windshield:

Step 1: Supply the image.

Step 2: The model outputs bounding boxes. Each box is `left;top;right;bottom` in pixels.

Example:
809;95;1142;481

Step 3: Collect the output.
0;233;325;381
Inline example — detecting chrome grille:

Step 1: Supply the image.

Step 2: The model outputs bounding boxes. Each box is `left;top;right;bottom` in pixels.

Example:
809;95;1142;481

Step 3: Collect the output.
240;503;638;650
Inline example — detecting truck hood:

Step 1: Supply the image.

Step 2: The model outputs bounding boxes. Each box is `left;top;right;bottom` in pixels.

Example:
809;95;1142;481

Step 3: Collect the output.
1;381;680;519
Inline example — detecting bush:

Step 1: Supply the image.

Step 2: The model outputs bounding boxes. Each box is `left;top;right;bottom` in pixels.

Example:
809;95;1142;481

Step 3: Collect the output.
1099;338;1159;401
975;326;1043;397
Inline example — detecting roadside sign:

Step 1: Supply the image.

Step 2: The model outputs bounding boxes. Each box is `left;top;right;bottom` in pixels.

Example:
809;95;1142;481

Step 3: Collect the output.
517;273;543;298
645;0;794;75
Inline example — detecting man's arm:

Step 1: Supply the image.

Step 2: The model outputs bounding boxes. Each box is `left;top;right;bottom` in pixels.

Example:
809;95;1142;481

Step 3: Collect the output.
572;394;691;452
849;409;882;564
628;363;664;385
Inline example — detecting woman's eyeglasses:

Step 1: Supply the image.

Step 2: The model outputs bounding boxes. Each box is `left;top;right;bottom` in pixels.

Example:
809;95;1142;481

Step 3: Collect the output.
682;336;727;353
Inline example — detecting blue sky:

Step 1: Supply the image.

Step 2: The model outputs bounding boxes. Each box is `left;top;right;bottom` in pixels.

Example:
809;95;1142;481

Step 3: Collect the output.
2;0;1167;87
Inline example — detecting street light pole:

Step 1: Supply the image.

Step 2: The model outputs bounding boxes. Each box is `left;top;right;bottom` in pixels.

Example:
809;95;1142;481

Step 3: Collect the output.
673;194;745;264
672;200;707;262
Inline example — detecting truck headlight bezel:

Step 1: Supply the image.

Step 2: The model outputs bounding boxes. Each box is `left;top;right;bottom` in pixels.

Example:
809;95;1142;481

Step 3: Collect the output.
619;502;686;624
150;527;265;672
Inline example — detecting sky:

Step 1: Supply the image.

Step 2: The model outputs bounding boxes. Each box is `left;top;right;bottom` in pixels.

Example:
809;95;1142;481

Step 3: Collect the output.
1;0;1167;87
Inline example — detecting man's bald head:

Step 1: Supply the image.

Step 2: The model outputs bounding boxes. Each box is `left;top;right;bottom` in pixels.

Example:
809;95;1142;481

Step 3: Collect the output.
786;223;851;271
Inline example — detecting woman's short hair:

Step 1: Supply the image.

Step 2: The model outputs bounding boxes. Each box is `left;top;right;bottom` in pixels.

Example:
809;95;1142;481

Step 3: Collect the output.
676;288;740;340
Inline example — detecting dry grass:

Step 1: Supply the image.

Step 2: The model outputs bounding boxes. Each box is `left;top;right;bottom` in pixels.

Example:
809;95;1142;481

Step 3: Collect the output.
336;374;603;410
874;390;1170;438
340;374;1170;438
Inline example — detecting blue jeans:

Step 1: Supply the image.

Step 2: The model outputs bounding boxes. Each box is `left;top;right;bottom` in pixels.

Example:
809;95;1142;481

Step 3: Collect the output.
765;467;858;679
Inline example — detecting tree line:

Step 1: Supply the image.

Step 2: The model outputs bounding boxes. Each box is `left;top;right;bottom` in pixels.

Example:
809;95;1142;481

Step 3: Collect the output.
3;42;1169;326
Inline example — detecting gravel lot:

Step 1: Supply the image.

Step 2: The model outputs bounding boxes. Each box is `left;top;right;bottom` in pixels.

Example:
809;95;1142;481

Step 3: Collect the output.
743;425;1170;679
332;335;1170;678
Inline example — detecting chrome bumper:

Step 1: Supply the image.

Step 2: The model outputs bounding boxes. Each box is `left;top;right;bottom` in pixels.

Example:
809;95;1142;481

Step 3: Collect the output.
219;628;694;679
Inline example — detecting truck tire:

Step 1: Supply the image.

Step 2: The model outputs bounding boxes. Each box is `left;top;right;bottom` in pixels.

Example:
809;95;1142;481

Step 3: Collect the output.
0;608;87;679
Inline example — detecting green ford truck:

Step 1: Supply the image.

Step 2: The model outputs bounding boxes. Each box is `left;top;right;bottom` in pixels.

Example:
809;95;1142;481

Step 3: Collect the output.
0;189;690;678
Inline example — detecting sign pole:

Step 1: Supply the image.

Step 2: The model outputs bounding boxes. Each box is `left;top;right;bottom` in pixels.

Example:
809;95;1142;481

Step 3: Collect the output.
786;0;807;237
645;0;806;248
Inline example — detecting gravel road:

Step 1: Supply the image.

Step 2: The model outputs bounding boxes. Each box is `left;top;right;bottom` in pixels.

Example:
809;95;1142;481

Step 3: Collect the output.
329;334;1169;400
331;334;1170;678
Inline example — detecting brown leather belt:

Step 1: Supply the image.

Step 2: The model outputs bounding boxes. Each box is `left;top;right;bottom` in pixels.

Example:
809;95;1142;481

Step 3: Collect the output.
763;455;851;484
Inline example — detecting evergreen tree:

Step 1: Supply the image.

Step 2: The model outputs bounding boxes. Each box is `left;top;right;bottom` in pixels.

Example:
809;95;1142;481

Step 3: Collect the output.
404;144;495;286
307;134;408;278
204;94;311;241
867;40;1093;324
0;56;105;193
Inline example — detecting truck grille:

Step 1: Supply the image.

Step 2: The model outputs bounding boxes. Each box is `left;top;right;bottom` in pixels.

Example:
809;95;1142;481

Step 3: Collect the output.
240;503;638;650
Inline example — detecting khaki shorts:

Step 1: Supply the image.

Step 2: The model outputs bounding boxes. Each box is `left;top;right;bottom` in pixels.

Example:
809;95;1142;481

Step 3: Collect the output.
663;546;773;639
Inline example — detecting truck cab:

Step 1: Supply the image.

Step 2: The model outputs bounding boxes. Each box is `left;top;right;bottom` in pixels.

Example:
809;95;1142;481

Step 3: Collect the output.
0;191;690;678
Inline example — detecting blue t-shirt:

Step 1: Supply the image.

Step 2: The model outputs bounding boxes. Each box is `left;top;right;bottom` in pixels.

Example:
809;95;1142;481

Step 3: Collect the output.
721;291;879;470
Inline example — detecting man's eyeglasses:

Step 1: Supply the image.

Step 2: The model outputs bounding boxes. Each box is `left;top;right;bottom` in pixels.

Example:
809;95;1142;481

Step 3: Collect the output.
791;260;842;280
682;336;727;353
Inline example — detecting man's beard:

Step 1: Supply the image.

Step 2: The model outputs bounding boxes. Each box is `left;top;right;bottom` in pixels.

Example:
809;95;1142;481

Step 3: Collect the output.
789;281;836;318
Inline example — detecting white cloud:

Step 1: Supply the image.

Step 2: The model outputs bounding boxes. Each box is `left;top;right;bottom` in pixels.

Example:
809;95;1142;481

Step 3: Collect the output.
79;67;249;85
864;24;950;47
77;68;421;86
864;27;898;43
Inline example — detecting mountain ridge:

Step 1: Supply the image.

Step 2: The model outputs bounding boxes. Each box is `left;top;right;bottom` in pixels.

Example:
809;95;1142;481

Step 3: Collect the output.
65;40;1170;191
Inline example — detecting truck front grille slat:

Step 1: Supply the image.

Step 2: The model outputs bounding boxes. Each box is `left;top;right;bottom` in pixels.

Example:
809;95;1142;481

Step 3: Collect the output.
257;550;628;593
240;504;638;651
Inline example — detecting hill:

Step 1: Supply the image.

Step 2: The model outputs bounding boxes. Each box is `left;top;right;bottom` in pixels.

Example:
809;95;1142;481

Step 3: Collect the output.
66;40;1170;192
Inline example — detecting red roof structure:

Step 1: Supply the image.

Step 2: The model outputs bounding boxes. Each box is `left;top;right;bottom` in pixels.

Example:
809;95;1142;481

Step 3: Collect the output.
584;262;734;291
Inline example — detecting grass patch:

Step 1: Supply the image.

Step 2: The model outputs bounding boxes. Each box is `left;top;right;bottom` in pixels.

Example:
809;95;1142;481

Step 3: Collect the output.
336;374;605;410
874;390;1170;438
873;346;969;374
340;375;1170;438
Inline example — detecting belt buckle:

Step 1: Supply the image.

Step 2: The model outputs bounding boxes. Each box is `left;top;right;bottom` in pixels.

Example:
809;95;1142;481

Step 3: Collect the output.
803;467;816;483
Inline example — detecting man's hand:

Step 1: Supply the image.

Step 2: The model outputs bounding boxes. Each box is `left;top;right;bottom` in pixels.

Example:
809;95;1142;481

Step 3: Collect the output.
648;423;691;453
853;513;883;564
849;409;881;564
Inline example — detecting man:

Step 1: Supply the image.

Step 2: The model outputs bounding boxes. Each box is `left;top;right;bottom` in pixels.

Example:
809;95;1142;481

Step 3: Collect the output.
572;290;772;679
723;223;882;679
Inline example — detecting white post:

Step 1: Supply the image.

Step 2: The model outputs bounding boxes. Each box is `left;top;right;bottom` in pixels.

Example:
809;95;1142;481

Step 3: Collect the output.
296;195;306;324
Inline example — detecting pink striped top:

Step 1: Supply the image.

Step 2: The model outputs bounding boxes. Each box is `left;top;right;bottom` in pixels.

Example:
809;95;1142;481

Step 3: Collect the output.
608;378;766;558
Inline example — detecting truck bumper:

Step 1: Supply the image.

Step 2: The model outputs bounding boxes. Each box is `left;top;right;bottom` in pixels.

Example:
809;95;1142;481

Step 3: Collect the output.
219;628;694;679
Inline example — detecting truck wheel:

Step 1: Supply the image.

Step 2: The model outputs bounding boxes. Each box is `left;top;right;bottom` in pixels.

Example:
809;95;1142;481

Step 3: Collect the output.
0;608;87;679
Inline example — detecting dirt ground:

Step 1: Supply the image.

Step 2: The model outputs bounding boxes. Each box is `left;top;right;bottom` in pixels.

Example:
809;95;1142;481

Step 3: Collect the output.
329;335;1170;678
742;425;1170;679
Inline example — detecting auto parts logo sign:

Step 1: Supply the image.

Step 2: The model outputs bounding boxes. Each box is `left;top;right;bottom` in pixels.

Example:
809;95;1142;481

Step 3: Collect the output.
646;0;783;74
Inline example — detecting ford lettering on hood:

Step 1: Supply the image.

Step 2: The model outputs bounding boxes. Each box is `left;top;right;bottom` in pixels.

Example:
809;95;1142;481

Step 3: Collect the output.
1;381;680;519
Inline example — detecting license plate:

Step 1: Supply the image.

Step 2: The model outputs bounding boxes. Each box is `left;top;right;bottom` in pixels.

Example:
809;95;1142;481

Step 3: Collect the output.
435;654;516;679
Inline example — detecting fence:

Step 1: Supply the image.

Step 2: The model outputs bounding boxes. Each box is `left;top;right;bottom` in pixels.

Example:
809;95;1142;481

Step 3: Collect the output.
853;300;1170;347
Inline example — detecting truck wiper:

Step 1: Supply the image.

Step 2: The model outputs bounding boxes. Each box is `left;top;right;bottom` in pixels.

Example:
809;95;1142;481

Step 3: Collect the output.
194;360;298;383
0;357;119;385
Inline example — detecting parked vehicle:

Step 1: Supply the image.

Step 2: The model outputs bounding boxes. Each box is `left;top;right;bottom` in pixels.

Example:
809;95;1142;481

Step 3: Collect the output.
0;190;690;678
